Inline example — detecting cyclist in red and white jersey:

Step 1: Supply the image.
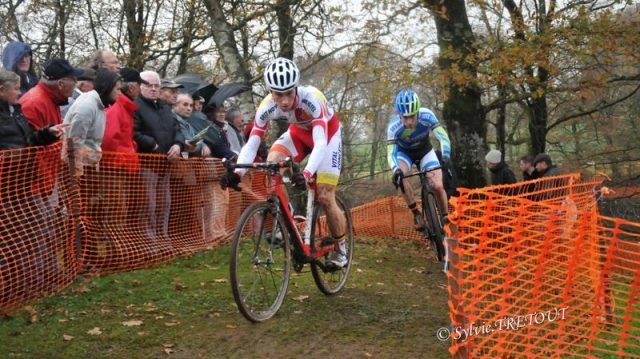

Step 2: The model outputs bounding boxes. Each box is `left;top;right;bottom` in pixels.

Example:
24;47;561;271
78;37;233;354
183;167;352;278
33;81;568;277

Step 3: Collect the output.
221;57;347;267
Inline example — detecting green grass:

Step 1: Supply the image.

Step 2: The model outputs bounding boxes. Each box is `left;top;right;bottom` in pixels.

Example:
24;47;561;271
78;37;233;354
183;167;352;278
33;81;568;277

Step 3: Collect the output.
0;238;451;359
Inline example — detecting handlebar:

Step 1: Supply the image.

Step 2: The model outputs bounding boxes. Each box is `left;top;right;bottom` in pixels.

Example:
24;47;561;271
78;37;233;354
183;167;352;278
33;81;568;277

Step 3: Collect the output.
402;166;443;179
222;157;301;174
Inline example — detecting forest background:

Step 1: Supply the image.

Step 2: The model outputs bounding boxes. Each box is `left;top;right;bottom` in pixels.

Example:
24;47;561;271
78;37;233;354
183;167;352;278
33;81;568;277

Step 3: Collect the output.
1;0;638;193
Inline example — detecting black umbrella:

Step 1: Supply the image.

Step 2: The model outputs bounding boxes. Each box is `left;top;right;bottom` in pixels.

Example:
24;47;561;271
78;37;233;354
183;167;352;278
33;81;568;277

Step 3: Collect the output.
173;73;205;94
207;83;252;108
194;82;218;104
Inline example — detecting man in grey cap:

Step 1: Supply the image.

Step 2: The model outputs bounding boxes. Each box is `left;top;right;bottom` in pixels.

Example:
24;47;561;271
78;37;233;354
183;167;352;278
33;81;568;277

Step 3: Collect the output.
159;79;183;106
61;68;96;117
533;153;560;178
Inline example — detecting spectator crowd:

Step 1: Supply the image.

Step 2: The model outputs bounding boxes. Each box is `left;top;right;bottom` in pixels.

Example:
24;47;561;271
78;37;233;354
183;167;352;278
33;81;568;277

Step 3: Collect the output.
485;149;562;186
0;42;258;291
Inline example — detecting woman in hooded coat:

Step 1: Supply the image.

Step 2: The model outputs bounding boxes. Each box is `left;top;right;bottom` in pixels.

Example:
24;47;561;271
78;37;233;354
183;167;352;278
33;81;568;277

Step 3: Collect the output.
2;41;39;95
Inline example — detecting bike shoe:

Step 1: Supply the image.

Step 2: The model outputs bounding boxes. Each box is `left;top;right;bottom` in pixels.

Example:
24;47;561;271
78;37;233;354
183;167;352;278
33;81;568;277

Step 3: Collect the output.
327;251;348;268
413;211;425;231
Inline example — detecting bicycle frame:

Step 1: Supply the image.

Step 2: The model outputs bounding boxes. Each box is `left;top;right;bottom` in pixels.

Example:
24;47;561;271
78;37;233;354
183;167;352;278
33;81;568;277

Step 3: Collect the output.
402;166;447;262
227;159;335;262
401;166;442;191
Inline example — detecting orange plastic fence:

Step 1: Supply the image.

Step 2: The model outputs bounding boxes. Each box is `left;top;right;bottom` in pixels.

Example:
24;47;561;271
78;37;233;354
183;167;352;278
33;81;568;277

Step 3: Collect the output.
1;144;639;359
1;143;77;311
0;143;268;313
446;174;640;358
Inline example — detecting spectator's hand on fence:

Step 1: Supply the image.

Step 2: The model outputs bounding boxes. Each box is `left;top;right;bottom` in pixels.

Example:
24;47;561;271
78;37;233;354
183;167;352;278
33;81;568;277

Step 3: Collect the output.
201;144;211;157
220;171;242;191
167;144;181;158
392;168;404;190
184;143;196;153
48;123;68;138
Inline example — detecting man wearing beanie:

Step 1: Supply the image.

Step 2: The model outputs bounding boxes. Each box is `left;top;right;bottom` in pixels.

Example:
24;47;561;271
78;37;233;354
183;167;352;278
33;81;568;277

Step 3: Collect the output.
485;149;517;186
63;69;122;176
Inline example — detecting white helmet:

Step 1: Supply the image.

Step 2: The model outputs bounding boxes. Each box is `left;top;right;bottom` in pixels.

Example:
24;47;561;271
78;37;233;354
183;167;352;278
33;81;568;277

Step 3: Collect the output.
264;57;300;92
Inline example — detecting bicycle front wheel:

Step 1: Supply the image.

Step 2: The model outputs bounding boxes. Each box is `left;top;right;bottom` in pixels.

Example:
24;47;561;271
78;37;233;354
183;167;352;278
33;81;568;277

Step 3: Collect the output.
230;201;291;322
423;189;446;262
310;194;354;295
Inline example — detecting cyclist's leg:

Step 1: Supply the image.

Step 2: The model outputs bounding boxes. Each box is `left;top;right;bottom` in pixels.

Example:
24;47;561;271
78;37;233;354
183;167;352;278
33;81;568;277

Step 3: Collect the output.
315;128;349;267
268;129;306;204
315;126;345;239
420;150;448;215
395;151;423;230
396;158;415;206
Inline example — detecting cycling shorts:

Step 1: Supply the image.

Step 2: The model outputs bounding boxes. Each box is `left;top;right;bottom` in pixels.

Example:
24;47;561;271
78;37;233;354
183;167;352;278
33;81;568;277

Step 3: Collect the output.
396;147;440;172
270;125;342;186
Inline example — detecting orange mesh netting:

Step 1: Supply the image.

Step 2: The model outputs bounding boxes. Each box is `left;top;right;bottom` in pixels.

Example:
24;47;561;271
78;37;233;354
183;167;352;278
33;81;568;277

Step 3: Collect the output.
1;143;77;311
445;174;640;358
1;143;639;359
76;150;268;275
0;144;268;312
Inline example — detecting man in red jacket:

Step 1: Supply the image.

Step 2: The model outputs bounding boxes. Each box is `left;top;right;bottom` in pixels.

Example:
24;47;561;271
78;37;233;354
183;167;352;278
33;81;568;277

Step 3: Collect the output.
101;68;148;229
16;59;81;287
102;67;147;163
19;59;82;130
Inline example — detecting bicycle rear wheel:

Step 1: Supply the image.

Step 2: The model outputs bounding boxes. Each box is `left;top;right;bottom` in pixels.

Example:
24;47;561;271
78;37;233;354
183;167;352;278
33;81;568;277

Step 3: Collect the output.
230;201;291;322
310;195;354;295
422;189;446;262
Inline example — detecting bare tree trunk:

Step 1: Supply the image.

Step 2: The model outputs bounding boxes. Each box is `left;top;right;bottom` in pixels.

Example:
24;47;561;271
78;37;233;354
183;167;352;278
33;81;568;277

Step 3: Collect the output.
272;0;297;136
503;0;552;155
276;0;295;59
203;0;255;118
123;0;146;70
2;0;26;42
85;0;100;49
423;0;487;188
55;0;70;57
369;113;382;177
496;85;507;153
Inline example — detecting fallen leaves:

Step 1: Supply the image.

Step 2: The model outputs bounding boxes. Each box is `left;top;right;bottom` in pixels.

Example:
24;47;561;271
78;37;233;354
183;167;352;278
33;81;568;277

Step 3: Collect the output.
143;303;158;312
87;327;102;336
214;278;227;283
72;285;91;294
174;283;188;291
164;320;180;327
23;306;38;323
63;334;74;341
122;319;144;327
225;324;236;329
292;295;309;302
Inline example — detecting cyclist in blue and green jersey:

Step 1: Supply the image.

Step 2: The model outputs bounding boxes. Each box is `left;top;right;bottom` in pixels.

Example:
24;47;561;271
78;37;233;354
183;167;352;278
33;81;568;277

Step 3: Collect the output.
387;90;451;230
